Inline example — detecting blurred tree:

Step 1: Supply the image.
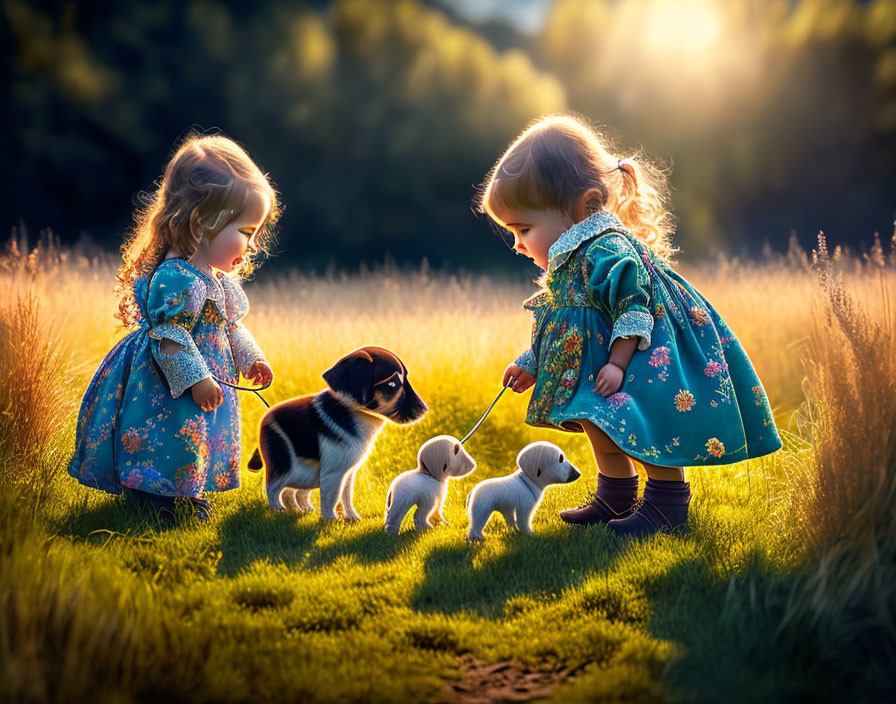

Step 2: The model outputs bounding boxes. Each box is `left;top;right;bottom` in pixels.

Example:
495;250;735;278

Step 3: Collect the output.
2;0;565;269
538;0;896;256
2;0;893;265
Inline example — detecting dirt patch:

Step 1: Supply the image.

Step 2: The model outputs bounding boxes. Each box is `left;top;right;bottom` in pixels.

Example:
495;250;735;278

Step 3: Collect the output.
445;656;589;703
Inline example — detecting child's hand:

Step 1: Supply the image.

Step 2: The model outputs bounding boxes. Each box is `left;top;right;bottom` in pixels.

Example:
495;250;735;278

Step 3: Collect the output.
192;377;224;411
594;363;624;396
246;361;273;386
503;363;536;393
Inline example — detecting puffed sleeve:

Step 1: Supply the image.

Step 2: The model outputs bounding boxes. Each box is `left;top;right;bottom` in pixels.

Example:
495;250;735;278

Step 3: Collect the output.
219;275;267;376
586;234;654;351
146;263;212;398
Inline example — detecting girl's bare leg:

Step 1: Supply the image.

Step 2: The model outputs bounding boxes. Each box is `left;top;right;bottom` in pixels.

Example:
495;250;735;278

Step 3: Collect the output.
641;462;685;481
579;420;636;478
579;420;684;481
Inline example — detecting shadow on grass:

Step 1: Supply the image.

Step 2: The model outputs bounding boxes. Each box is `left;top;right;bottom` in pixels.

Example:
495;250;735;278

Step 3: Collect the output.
216;502;323;575
216;508;424;575
411;526;622;617
50;492;190;543
637;549;853;702
304;523;423;569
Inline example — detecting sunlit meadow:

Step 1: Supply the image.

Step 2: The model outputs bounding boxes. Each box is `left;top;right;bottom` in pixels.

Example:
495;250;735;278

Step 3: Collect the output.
1;230;894;702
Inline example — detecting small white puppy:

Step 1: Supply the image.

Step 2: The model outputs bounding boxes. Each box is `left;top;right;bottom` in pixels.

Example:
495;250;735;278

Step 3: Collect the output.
467;441;580;541
385;435;476;535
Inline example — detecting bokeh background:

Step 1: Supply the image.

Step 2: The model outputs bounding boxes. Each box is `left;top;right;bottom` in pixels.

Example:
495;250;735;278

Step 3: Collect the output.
3;0;895;271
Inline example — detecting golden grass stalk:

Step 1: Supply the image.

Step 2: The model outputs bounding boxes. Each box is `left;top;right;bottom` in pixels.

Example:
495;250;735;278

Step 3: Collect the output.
775;233;896;668
0;289;77;518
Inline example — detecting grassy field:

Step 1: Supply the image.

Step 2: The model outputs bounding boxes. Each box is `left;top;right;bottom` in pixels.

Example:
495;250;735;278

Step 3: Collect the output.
1;232;894;703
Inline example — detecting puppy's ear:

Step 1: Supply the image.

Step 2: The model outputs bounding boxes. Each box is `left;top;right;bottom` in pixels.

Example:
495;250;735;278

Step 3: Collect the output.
537;467;542;477
323;349;374;404
442;462;448;473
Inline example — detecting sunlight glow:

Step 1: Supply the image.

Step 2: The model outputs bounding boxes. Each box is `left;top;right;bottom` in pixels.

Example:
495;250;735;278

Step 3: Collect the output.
643;1;722;55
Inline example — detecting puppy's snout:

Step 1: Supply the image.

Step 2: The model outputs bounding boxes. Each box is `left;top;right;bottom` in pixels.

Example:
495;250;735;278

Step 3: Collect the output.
567;468;581;483
394;380;428;423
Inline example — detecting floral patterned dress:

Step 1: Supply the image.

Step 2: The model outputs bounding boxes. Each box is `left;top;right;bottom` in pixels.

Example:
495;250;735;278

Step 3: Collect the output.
513;211;782;467
67;258;267;496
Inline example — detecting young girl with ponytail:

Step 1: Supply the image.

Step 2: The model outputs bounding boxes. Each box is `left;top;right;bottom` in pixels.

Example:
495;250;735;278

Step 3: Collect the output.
478;114;781;537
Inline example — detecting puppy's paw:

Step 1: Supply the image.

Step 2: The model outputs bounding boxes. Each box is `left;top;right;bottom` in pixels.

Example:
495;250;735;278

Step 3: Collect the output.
344;512;362;522
467;533;484;542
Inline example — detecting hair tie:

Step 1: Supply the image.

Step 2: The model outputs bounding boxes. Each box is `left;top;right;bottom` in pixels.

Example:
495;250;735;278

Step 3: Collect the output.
617;158;634;173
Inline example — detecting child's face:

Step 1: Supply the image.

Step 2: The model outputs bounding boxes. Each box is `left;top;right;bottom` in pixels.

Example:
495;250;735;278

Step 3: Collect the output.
487;200;573;270
208;190;270;274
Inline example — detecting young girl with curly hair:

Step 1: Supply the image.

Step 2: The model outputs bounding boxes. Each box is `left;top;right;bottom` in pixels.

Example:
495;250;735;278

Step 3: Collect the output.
68;133;279;521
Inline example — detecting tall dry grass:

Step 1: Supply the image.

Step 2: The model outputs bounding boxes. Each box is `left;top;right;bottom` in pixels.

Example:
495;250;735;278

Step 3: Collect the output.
770;234;896;687
0;251;79;518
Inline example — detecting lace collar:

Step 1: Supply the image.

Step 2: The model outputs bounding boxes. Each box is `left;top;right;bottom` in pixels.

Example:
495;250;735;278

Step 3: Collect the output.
547;210;625;272
160;257;226;307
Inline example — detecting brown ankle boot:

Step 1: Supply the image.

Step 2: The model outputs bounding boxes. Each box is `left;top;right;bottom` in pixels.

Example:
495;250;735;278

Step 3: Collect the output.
560;493;636;526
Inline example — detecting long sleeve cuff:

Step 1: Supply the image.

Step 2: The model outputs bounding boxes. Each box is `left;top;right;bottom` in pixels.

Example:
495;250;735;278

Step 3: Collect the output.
514;348;537;375
609;310;654;351
228;322;267;376
149;323;211;398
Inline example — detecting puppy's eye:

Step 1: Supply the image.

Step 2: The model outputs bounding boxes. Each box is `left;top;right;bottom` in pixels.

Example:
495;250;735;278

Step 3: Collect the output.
454;443;460;455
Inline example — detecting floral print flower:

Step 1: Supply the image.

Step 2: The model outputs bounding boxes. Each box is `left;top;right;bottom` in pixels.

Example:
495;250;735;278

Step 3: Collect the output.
214;470;236;489
705;438;725;457
704;359;725;377
607;392;631;411
752;385;764;406
563;333;582;354
690;306;710;326
653;304;665;319
121;428;146;454
649;346;671;367
674;389;695;412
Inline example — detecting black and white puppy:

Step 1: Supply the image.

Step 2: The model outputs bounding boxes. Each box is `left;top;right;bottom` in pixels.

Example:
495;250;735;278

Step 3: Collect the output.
247;346;428;519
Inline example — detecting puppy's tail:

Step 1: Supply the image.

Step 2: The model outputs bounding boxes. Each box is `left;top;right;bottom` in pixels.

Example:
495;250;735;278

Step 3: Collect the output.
247;447;263;472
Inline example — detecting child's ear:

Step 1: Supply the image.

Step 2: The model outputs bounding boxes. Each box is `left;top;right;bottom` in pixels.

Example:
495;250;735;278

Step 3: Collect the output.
574;188;605;221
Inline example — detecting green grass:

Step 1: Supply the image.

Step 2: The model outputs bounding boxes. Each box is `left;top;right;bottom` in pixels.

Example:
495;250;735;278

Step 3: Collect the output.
3;411;819;703
2;247;895;703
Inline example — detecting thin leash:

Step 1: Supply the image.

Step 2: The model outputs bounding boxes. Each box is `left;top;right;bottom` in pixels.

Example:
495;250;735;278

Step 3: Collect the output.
213;376;271;408
460;376;516;445
215;376;516;424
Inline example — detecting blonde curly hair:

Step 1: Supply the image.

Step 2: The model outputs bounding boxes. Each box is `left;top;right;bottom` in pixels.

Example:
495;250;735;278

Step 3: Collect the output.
115;133;280;327
478;114;677;262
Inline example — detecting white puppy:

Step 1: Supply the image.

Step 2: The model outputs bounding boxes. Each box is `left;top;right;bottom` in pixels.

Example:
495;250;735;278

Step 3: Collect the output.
467;441;580;541
385;435;476;535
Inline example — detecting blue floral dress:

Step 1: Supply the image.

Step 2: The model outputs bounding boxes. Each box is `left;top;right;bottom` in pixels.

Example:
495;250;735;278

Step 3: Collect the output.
67;258;267;496
513;211;782;467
